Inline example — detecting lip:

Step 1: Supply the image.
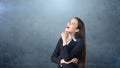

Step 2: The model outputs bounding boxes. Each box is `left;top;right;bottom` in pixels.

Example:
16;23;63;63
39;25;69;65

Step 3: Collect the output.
66;26;69;29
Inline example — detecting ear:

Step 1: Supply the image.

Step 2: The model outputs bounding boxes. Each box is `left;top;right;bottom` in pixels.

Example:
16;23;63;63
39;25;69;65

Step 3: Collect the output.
75;29;79;32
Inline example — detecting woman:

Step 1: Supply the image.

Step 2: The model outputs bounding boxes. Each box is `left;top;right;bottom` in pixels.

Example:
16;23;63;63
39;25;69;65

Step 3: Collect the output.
51;17;86;68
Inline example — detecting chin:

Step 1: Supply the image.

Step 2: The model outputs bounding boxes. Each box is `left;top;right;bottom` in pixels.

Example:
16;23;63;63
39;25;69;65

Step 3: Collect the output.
65;28;72;32
65;30;70;33
65;29;68;31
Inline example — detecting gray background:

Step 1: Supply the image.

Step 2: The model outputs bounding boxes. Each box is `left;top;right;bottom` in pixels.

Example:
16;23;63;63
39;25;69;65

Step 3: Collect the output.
0;0;120;68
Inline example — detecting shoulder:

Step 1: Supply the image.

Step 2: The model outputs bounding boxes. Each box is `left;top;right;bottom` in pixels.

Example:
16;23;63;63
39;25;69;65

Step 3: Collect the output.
77;38;83;43
56;37;63;45
58;37;62;42
76;38;84;47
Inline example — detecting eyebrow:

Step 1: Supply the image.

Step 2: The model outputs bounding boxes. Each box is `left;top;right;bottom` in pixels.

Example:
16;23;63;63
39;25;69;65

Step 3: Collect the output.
69;20;77;24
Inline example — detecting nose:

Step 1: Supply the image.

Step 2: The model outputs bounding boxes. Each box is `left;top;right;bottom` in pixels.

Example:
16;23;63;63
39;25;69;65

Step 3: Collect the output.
67;22;71;26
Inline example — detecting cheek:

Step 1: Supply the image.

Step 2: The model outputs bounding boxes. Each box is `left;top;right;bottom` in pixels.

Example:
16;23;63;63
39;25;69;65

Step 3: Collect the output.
70;27;76;32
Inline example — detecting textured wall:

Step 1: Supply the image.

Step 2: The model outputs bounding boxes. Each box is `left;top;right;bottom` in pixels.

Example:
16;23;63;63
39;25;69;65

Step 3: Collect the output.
0;0;120;68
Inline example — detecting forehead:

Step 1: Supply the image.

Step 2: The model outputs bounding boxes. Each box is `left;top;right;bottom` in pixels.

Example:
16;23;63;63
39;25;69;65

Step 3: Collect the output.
71;18;78;24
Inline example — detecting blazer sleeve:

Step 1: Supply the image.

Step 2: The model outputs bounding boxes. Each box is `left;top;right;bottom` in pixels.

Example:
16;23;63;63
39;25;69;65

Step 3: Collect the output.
62;39;83;61
51;38;62;64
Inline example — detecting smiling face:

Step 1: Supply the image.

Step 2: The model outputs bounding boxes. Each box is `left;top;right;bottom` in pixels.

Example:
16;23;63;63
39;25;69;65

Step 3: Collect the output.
65;18;79;33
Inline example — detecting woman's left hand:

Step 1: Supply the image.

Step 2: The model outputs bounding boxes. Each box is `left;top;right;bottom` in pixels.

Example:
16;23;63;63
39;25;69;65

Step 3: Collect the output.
61;31;68;46
70;58;78;64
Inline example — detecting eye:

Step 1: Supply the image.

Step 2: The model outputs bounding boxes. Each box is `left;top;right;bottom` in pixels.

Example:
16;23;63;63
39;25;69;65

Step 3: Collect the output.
71;22;75;25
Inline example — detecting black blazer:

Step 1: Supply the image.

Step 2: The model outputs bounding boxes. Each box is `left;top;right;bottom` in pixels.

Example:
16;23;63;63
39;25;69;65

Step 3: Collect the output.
51;37;84;68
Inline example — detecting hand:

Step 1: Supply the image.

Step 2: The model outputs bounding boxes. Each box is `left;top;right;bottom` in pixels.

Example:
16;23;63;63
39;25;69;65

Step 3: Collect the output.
61;31;68;46
70;58;78;64
60;59;71;64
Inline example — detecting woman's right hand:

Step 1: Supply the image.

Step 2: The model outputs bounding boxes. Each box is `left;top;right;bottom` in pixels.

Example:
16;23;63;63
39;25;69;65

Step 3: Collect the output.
60;59;71;64
60;58;78;64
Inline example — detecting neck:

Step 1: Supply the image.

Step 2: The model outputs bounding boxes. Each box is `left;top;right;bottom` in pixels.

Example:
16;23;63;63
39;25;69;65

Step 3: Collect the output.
67;32;75;40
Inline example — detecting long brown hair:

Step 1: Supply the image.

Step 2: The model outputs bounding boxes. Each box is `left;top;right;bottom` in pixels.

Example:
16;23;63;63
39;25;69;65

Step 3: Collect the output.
74;17;86;68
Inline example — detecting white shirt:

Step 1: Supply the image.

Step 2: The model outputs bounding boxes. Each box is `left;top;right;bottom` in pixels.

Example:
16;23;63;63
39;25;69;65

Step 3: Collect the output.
63;37;77;45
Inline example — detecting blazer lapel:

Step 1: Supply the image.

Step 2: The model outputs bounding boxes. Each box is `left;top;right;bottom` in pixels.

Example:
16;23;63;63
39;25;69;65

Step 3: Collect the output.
68;39;77;47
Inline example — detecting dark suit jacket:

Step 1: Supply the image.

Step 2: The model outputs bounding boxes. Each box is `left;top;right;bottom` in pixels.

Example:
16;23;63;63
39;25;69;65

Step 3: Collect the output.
51;37;84;68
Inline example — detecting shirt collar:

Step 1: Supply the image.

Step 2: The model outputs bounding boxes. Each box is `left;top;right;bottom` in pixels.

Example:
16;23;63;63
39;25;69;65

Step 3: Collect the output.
72;37;77;41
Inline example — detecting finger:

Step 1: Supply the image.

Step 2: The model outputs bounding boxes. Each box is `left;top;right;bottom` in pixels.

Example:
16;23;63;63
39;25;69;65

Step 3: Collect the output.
73;59;78;63
65;31;69;34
